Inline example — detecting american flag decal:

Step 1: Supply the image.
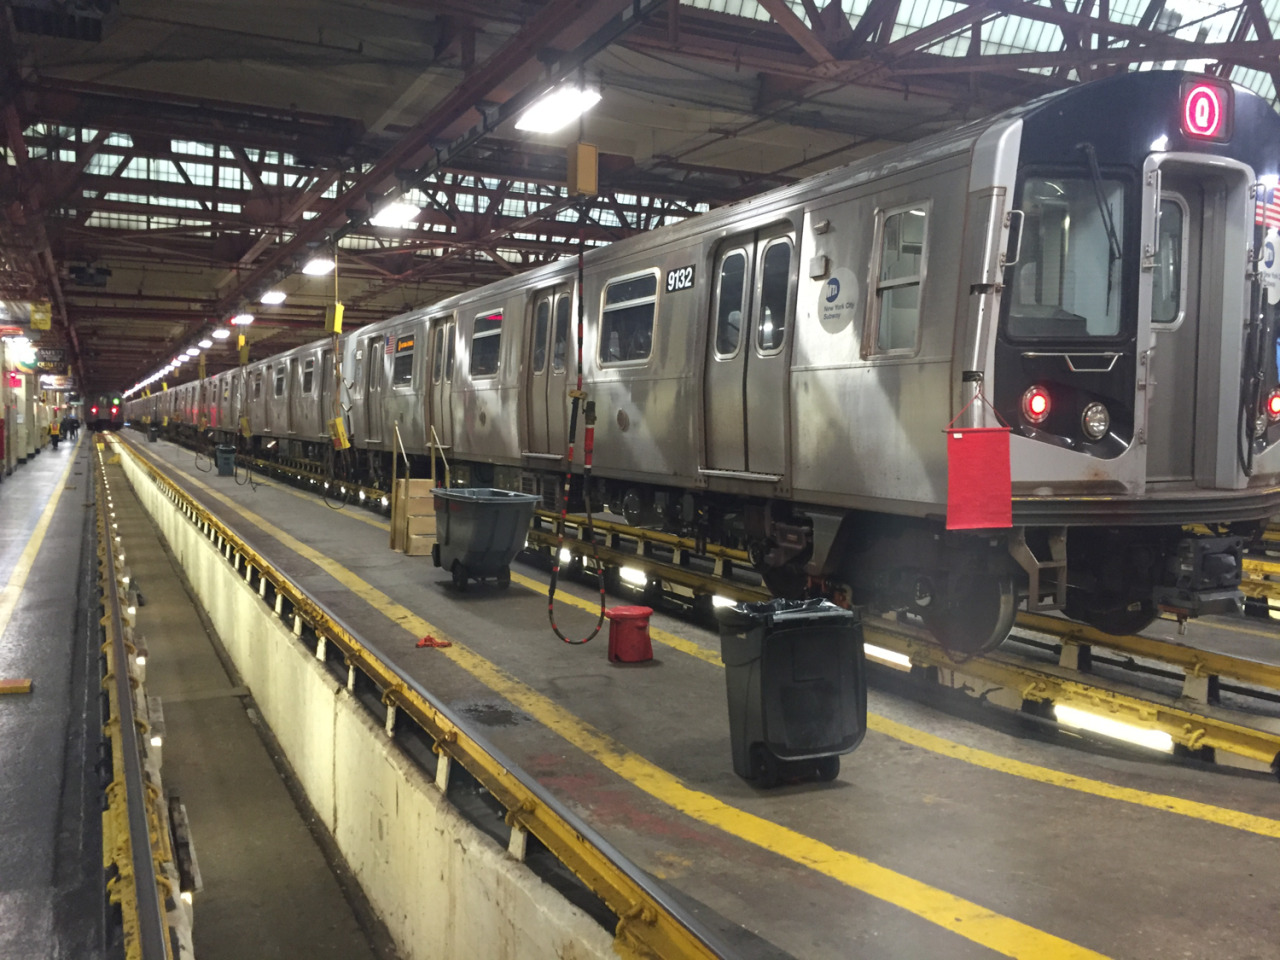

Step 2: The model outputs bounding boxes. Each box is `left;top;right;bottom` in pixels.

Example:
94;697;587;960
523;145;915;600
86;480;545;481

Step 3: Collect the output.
1256;185;1280;227
384;334;394;355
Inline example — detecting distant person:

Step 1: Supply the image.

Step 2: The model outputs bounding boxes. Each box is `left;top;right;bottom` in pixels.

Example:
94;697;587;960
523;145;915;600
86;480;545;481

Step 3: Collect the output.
60;415;72;441
48;418;61;450
67;416;79;440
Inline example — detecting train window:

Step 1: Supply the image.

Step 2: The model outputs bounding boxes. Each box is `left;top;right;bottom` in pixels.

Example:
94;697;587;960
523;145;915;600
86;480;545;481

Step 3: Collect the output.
1008;177;1126;338
302;358;316;394
714;250;747;357
869;206;927;355
392;335;415;385
532;299;550;374
757;240;792;353
600;272;657;364
274;366;285;397
432;326;444;383
222;381;230;401
470;312;502;377
1152;198;1185;324
553;295;571;372
445;326;455;381
254;373;262;400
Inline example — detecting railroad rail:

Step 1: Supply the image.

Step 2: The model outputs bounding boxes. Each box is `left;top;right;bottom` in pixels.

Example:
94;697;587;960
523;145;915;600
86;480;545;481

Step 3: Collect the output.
95;442;186;960
112;434;733;960
150;431;1280;777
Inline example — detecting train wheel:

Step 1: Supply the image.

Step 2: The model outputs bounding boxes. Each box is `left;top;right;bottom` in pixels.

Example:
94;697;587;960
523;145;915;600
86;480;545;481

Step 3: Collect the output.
922;572;1016;657
1064;594;1155;637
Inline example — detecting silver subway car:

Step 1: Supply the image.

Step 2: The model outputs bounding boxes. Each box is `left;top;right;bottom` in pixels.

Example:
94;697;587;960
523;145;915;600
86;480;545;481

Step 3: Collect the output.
126;71;1280;653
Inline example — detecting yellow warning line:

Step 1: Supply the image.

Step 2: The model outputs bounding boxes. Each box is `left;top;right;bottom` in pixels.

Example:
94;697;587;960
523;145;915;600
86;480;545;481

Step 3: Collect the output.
161;445;1280;845
0;436;82;642
122;439;1110;960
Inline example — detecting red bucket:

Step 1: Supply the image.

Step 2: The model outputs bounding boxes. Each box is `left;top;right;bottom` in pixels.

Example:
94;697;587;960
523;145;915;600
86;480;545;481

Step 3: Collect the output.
604;606;654;663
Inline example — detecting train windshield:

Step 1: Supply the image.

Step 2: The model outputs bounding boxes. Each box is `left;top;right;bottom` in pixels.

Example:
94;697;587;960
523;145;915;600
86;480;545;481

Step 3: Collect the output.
1007;176;1127;339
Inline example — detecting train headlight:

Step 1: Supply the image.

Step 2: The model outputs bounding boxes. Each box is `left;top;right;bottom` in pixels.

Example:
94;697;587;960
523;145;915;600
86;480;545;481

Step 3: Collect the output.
1081;402;1110;440
1267;388;1280;422
1021;385;1051;424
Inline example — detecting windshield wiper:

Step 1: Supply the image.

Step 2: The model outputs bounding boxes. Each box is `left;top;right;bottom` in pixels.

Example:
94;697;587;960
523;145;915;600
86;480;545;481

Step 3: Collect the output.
1077;141;1122;308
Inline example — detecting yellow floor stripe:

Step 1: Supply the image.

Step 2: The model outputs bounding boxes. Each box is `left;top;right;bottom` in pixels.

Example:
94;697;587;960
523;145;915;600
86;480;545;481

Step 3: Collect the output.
516;572;1280;840
0;438;82;642
124;442;1109;959
166;451;1280;844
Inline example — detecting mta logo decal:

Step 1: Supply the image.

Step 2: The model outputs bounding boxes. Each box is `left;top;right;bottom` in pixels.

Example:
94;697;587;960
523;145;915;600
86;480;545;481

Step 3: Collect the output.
825;277;841;303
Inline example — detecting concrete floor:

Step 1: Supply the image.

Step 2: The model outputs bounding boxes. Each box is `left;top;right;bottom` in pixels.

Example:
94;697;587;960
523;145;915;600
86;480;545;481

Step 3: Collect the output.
103;453;392;960
122;433;1280;960
0;438;103;960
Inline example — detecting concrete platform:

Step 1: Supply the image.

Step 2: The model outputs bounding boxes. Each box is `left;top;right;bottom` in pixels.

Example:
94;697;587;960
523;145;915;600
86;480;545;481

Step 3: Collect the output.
0;437;102;960
120;432;1280;960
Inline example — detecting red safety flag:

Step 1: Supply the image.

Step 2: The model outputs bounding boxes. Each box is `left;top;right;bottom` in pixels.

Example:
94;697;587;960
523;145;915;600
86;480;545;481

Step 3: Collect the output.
946;426;1012;530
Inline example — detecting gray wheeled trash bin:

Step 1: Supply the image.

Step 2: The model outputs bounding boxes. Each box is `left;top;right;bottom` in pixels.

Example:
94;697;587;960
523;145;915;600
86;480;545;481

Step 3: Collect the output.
431;487;540;589
715;599;865;787
147;423;159;443
214;444;236;477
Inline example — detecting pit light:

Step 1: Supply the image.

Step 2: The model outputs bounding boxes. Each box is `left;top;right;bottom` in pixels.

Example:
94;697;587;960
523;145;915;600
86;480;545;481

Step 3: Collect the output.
1081;402;1111;440
1268;389;1280;422
1022;385;1051;425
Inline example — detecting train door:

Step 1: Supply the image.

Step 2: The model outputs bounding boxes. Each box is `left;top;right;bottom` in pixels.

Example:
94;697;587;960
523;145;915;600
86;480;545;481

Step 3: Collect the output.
364;333;384;444
1146;180;1201;481
319;349;333;431
523;285;572;458
429;316;455;449
288;357;300;434
703;227;794;477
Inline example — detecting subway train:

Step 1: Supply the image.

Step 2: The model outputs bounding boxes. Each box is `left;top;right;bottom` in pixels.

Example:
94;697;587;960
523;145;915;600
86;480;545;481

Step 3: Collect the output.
126;71;1280;654
86;395;123;432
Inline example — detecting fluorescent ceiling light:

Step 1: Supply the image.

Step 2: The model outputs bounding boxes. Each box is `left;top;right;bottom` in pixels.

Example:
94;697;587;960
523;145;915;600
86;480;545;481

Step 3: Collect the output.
515;85;602;134
302;257;335;276
211;328;231;339
198;339;213;349
186;347;200;356
231;313;254;326
369;201;421;228
260;290;286;304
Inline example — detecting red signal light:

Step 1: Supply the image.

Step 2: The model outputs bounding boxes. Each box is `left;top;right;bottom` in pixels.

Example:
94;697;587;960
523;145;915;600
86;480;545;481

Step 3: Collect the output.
1181;79;1232;142
90;405;99;415
1267;389;1280;421
1022;385;1051;424
111;406;118;415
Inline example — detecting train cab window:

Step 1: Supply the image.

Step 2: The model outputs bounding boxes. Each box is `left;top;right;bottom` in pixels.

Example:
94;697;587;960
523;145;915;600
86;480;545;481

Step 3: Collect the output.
392;335;415;385
757;240;792;354
273;366;285;398
1152;198;1185;324
532;299;550;374
253;373;262;400
553;295;571;372
870;205;928;354
1008;176;1126;338
715;250;747;357
222;381;230;401
470;312;502;377
301;358;316;394
600;272;657;364
445;327;455;381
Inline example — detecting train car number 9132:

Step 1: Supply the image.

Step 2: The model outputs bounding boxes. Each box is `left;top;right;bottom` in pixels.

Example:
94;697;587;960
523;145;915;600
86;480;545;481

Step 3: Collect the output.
666;265;696;292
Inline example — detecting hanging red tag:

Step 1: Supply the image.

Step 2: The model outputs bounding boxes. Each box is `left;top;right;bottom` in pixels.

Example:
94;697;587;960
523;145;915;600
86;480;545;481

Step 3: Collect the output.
946;426;1012;529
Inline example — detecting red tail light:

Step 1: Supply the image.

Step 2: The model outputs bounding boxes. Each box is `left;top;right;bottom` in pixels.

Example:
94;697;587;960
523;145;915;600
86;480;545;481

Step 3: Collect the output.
91;405;99;415
1267;388;1280;421
111;406;118;415
1022;385;1051;424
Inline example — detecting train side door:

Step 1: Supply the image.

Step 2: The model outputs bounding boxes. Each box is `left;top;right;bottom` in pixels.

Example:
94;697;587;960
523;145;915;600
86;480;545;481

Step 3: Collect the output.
429;316;455;449
704;228;794;477
1146;182;1201;481
524;285;572;458
319;349;333;433
364;334;384;444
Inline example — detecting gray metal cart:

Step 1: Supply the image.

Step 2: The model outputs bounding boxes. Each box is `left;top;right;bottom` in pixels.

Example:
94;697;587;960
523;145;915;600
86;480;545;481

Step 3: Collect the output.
431;487;540;589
